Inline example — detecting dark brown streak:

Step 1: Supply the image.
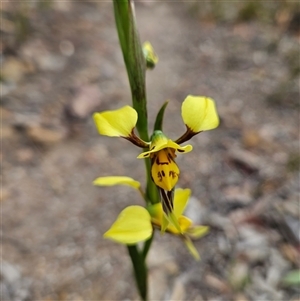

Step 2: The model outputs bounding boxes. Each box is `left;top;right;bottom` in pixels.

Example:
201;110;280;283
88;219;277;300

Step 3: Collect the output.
160;188;173;214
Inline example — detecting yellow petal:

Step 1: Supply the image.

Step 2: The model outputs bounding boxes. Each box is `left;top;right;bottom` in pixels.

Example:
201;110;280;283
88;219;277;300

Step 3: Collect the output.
166;211;182;233
184;236;200;261
148;203;191;234
93;106;137;137
168;216;192;234
181;95;219;133
104;206;152;245
151;149;179;191
137;131;192;159
174;188;191;218
93;176;140;189
187;225;209;239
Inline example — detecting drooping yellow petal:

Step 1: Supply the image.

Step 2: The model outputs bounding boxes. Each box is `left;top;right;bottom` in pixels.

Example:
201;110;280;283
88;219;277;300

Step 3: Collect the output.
104;206;152;245
181;95;219;133
184;236;200;261
151;149;179;191
93;106;137;138
93;176;140;189
137;131;192;159
174;188;191;218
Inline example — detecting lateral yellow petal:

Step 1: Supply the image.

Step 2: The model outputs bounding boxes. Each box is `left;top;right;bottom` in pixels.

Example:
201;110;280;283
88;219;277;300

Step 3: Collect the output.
186;225;209;239
93;176;140;189
174;188;191;218
104;206;152;245
181;95;219;133
93;106;137;137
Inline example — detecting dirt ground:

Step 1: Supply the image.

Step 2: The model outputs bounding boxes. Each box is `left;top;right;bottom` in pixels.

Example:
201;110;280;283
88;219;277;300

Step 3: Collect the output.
1;2;300;301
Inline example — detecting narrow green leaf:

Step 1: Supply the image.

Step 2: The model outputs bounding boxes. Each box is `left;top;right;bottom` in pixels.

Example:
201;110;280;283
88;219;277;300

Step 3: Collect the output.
153;101;169;132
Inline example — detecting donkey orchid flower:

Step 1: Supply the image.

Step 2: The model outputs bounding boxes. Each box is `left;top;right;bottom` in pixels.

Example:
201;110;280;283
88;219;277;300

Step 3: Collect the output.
93;95;219;229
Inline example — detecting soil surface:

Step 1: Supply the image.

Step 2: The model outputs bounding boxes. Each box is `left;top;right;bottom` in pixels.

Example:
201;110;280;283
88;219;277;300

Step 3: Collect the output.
2;2;299;301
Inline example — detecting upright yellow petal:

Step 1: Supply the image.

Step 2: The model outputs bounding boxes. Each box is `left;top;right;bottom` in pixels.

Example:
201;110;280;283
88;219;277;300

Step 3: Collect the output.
181;96;219;133
93;106;137;137
174;188;191;218
93;176;140;189
104;206;152;245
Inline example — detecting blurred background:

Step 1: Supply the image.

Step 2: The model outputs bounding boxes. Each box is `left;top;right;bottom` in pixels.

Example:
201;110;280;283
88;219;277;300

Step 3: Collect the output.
1;1;299;300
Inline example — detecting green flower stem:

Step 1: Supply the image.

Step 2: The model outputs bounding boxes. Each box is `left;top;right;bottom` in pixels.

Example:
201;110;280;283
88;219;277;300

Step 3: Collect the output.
144;158;159;204
113;1;158;299
142;232;155;259
113;0;147;137
127;245;148;301
113;0;159;205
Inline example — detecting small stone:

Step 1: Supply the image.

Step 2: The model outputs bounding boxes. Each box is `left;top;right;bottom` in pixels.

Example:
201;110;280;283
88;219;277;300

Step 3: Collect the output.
280;244;300;266
1;57;31;82
0;261;32;301
36;54;66;72
234;293;250;301
236;226;269;262
229;260;249;291
227;148;263;174
0;188;10;202
59;40;75;57
148;268;168;301
1;126;15;140
205;273;231;293
65;85;102;120
169;277;186;300
16;148;35;163
223;185;253;205
26;125;66;145
242;129;261;148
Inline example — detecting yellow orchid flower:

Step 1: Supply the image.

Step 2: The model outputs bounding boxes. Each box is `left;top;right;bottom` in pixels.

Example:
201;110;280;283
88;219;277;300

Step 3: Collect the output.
137;131;192;191
101;184;208;260
93;96;219;226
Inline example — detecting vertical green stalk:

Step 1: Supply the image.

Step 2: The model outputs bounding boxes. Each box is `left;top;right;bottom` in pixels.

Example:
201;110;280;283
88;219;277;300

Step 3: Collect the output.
127;245;148;301
112;1;158;300
113;0;158;204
